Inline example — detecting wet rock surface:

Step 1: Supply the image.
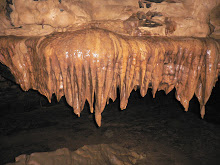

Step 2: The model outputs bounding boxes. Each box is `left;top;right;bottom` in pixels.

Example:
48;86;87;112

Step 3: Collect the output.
1;29;219;126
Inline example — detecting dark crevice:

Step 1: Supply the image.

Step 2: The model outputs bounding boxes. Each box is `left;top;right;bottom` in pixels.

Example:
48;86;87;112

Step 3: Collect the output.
146;3;151;8
144;0;165;3
139;0;166;8
6;0;13;5
5;0;13;22
0;63;15;83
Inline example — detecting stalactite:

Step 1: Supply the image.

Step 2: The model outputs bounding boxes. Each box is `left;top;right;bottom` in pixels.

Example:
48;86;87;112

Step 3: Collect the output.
0;28;219;126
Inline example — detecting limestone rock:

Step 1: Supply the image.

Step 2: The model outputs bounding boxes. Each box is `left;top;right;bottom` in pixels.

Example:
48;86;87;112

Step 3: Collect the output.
6;144;144;165
210;4;220;39
0;29;219;126
0;0;219;37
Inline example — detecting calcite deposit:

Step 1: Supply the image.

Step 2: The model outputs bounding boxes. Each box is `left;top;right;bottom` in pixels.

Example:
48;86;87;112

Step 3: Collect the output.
0;28;219;126
0;0;219;126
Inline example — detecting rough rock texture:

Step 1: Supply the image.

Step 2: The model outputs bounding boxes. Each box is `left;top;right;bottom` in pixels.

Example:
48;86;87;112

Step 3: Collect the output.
0;28;219;126
210;4;220;39
0;0;219;37
6;144;144;165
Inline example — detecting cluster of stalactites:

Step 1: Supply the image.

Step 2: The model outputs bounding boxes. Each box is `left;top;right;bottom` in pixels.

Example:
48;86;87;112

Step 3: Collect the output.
0;28;219;126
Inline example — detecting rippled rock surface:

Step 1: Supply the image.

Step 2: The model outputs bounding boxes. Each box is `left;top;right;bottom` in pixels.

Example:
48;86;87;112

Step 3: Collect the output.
0;28;219;126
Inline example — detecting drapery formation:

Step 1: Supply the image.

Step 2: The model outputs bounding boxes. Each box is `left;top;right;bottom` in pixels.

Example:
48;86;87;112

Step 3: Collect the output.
0;28;219;126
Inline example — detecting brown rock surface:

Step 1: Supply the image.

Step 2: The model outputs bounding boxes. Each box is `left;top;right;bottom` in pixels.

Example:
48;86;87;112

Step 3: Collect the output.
0;28;219;126
210;4;220;39
6;144;144;165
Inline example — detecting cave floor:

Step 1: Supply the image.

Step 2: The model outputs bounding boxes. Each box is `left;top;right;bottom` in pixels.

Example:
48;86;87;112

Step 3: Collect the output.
0;81;219;165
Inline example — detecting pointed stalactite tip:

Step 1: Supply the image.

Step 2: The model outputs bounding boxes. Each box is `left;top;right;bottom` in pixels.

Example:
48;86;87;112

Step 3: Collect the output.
95;113;102;127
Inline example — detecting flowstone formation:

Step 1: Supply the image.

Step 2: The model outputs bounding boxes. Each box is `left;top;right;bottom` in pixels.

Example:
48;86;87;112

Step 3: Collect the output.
0;0;219;126
0;28;219;126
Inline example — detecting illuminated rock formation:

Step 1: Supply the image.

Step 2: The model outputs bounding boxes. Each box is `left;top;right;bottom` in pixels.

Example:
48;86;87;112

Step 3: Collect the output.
0;28;219;126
